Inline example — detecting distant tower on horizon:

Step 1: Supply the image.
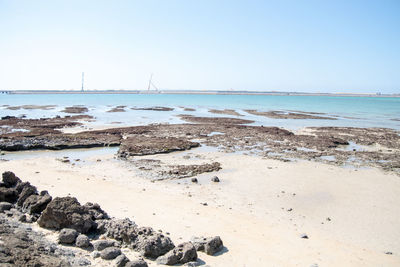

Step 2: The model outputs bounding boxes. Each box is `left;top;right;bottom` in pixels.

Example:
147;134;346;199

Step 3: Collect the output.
148;73;153;91
81;72;84;92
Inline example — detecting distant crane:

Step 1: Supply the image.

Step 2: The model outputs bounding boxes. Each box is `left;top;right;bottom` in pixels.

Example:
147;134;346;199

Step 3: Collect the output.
147;73;159;91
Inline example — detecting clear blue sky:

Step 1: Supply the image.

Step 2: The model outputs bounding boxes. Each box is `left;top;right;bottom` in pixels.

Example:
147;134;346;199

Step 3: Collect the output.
0;0;399;93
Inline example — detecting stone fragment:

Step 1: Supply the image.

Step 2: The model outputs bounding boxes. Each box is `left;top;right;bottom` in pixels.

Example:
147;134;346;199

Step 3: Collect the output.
115;254;130;267
22;191;52;214
93;239;119;251
58;228;79;244
125;258;148;267
211;176;220;182
75;234;91;248
156;242;197;265
190;236;223;255
16;183;37;206
100;247;121;260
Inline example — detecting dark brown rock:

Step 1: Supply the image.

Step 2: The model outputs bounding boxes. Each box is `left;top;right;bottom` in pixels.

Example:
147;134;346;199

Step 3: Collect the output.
191;236;223;255
2;171;20;187
16;183;37;207
37;197;96;234
58;228;79;244
118;136;199;158
22;191;52;214
0;187;18;203
100;247;121;260
156;242;197;265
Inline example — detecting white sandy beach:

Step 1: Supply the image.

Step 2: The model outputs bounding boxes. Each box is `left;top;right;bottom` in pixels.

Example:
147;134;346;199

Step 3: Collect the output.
1;147;399;266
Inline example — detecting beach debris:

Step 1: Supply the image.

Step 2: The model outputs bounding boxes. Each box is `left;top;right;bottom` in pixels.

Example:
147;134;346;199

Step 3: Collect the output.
191;177;198;183
190;236;224;255
58;228;79;244
300;233;309;239
211;176;220;182
100;247;122;260
385;251;393;255
156;242;197;265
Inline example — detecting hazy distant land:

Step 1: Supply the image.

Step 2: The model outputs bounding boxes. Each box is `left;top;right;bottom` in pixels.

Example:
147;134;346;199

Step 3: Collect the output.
1;89;399;97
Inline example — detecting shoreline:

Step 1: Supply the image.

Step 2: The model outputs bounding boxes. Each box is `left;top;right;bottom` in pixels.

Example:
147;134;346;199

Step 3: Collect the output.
2;90;399;97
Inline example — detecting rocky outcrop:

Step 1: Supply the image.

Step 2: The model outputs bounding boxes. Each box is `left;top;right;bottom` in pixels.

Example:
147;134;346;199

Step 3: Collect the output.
99;218;175;259
156;242;197;265
16;183;38;206
191;236;224;255
98;218;137;243
37;197;96;234
0;215;72;266
2;171;20;187
0;187;18;203
118;136;199;158
178;115;254;124
22;191;52;214
131;106;174;111
0;171;226;266
134;229;175;258
244;109;337;120
164;162;222;178
61;106;88;114
83;202;109;220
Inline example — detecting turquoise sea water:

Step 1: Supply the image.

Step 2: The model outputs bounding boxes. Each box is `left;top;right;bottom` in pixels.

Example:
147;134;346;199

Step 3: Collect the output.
1;93;399;130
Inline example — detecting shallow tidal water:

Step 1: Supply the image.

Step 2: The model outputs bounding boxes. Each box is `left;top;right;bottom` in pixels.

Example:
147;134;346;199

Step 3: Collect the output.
1;93;399;130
